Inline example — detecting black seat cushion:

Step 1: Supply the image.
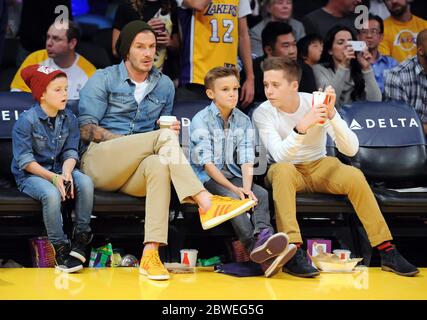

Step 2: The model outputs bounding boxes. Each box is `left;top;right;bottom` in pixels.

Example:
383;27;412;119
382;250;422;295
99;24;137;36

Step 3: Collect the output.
93;189;145;214
0;188;41;213
296;193;352;213
373;187;427;212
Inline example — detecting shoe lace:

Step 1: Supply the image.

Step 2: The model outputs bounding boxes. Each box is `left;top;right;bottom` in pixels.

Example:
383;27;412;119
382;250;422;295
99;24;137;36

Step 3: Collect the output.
53;241;70;256
145;252;164;269
294;248;308;264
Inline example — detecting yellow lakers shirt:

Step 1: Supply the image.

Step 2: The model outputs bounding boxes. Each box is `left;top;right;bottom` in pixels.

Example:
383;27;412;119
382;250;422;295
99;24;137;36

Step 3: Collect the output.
379;15;427;63
179;0;249;85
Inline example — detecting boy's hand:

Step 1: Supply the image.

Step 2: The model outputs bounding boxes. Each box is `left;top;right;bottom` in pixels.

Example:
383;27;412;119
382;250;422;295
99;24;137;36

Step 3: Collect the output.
323;86;336;119
62;171;74;199
242;188;258;202
296;104;328;133
232;186;258;202
53;174;67;201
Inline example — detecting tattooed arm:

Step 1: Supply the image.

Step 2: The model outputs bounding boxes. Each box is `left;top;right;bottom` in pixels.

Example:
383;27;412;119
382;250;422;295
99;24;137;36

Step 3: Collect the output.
80;124;123;144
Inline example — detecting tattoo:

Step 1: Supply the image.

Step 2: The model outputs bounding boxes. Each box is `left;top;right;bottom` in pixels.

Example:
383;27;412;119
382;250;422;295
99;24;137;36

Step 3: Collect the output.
80;124;122;143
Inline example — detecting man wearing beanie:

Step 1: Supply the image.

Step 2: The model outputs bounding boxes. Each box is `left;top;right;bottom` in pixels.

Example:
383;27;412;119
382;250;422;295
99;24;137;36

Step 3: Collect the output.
11;64;94;273
78;20;255;281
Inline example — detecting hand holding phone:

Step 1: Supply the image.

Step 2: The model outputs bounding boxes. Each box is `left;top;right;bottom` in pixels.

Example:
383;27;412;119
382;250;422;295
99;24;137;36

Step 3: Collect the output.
348;41;366;52
64;180;72;199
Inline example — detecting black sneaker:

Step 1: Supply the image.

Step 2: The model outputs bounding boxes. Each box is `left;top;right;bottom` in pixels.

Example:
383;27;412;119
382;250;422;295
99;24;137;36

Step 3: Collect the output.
70;230;93;264
380;246;419;277
52;241;83;273
282;247;320;278
261;243;297;278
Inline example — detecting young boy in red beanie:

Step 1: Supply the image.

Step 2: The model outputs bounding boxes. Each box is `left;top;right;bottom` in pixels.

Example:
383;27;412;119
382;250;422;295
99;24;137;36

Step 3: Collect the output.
11;64;94;273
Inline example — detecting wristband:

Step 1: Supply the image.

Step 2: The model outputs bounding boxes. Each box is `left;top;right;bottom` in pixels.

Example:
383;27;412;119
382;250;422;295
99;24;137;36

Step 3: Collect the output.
293;127;306;135
52;174;59;186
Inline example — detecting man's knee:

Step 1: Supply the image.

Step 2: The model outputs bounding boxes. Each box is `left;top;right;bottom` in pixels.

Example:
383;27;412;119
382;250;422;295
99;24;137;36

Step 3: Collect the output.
267;162;298;182
158;128;179;143
343;165;369;189
143;155;170;178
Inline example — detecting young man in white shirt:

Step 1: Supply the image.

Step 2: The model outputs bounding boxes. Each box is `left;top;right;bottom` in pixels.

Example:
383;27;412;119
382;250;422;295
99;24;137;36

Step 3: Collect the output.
252;56;419;278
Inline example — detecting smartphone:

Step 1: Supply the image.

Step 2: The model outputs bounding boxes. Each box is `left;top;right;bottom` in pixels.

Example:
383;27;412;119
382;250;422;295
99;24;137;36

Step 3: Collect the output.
64;180;72;197
348;41;366;52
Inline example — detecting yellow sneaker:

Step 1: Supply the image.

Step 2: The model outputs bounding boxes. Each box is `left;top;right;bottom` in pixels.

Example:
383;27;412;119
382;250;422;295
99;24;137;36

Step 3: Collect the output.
139;249;170;280
198;196;256;230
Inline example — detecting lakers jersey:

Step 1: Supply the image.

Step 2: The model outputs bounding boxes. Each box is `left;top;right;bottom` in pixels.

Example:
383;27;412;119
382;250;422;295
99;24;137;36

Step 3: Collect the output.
179;0;240;85
379;15;427;63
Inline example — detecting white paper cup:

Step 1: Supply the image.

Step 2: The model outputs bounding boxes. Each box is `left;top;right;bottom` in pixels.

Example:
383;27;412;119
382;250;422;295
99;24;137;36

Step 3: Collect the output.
333;249;351;261
180;249;198;267
159;115;177;129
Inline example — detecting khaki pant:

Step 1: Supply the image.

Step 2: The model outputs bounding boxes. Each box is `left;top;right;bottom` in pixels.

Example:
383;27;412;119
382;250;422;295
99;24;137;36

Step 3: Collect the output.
265;157;392;247
81;129;204;245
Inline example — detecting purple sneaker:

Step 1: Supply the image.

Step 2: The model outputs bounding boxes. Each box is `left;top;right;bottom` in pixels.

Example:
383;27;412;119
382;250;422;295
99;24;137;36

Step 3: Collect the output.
250;231;289;264
261;244;298;278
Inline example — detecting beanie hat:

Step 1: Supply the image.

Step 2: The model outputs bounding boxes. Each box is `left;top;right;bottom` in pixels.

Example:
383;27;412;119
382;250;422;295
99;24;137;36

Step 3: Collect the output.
115;20;156;60
21;64;67;102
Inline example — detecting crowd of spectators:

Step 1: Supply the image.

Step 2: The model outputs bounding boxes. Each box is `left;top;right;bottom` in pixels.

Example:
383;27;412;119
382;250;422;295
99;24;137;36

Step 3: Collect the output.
1;1;426;123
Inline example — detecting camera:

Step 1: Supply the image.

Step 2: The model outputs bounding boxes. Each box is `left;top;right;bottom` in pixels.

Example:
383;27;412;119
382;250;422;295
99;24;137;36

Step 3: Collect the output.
348;40;366;52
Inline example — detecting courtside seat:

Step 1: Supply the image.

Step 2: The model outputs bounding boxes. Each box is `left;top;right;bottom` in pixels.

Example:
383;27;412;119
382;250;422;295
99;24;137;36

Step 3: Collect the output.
339;101;427;214
372;188;427;213
0;188;40;214
0;92;147;225
0;93;41;216
92;190;145;216
172;100;353;219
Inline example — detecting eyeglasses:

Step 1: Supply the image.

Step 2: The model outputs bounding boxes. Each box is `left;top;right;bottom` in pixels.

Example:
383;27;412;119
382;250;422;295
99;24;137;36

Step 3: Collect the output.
359;29;381;36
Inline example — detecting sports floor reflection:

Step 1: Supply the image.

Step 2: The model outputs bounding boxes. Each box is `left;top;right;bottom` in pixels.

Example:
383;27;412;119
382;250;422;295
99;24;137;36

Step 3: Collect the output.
1;267;426;300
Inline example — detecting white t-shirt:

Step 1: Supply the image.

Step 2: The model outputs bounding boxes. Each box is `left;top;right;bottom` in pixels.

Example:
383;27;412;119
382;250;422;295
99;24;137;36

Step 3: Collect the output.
131;79;149;105
10;49;96;100
252;92;359;164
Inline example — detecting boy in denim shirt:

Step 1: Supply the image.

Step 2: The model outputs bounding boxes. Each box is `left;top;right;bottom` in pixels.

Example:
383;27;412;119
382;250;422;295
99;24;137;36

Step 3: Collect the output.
11;64;94;273
190;66;297;277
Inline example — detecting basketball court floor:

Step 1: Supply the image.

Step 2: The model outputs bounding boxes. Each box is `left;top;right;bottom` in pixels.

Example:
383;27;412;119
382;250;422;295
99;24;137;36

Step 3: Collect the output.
1;267;426;300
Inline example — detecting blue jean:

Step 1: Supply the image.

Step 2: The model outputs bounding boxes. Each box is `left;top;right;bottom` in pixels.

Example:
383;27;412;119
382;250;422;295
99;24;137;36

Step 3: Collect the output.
20;169;94;245
204;177;273;251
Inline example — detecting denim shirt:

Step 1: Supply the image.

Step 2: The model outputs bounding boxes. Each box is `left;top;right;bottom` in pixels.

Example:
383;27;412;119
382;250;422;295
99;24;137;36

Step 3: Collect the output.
189;102;255;183
78;61;174;152
11;103;80;187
